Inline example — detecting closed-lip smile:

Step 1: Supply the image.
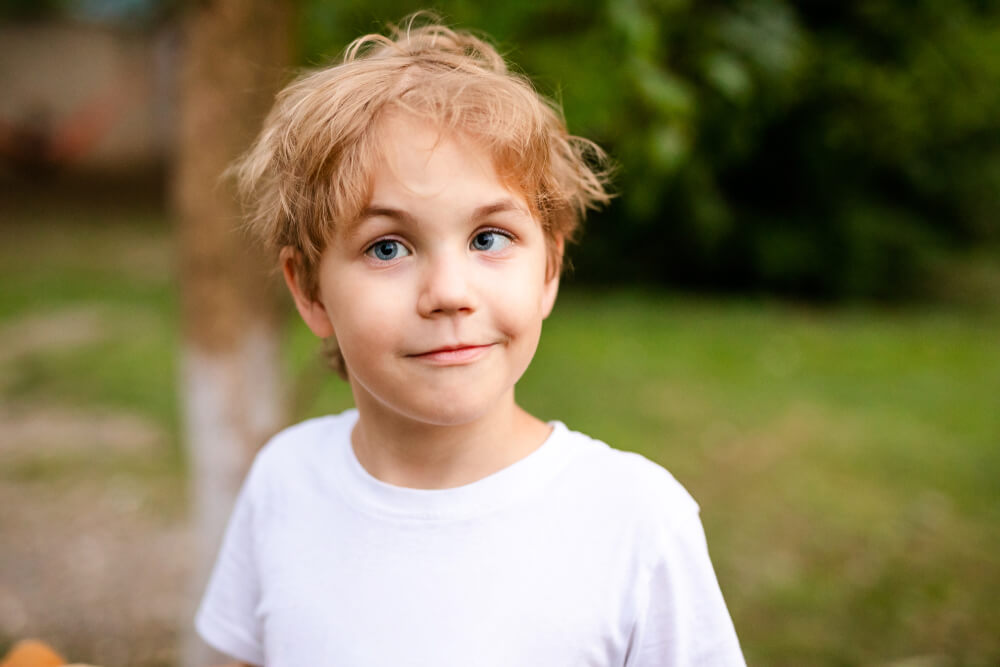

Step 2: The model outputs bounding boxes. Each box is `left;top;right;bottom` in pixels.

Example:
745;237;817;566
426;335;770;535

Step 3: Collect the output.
408;343;494;364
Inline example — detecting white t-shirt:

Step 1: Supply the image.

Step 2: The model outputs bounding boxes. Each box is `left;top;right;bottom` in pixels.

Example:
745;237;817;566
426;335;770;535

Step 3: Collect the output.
195;410;745;666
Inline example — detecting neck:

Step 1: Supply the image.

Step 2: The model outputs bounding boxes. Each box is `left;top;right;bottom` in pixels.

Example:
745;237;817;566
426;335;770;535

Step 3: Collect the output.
349;392;551;490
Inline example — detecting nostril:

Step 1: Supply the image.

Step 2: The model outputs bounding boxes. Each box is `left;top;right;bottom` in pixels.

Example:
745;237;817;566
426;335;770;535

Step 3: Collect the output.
418;263;477;316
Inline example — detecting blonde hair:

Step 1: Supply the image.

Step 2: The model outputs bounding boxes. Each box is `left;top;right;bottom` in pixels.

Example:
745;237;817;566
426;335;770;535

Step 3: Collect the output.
233;14;612;375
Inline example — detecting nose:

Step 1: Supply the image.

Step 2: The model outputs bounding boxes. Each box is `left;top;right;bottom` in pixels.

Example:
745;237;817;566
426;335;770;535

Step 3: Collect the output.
416;250;477;318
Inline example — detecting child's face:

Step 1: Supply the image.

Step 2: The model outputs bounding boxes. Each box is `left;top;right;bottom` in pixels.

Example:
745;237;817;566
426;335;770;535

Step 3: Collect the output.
288;114;560;427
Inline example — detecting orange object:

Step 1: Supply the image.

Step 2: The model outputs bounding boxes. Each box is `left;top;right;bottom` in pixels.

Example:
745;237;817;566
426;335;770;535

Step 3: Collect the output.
0;639;66;667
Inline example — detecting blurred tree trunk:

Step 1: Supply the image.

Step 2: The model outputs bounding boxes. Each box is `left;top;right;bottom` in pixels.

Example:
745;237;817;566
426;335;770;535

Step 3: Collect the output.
173;1;292;665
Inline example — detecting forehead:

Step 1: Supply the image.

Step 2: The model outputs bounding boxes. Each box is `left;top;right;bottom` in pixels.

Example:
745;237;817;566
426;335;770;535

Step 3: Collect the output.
329;112;548;244
373;115;501;200
344;114;535;226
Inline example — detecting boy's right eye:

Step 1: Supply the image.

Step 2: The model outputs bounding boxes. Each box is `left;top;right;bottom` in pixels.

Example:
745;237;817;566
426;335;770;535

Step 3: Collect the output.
365;239;411;261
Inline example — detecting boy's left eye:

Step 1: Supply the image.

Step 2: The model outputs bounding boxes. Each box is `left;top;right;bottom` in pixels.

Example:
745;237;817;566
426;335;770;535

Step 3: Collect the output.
470;230;513;252
365;239;411;261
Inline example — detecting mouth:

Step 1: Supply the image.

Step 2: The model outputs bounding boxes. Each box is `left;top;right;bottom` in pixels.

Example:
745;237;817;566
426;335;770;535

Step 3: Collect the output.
408;343;495;364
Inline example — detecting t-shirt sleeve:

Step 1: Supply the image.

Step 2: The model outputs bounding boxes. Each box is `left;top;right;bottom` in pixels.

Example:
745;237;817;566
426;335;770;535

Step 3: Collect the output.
625;488;746;667
194;477;266;667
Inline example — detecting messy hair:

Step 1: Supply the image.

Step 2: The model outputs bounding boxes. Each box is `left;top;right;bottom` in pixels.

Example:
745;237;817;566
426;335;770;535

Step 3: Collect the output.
233;14;612;375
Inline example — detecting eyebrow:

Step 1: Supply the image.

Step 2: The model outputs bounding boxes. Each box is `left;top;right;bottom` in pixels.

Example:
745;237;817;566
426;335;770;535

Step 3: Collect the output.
352;198;530;232
468;198;531;222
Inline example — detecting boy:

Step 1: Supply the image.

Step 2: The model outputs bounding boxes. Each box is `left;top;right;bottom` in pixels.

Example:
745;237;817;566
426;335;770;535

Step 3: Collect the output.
196;16;745;667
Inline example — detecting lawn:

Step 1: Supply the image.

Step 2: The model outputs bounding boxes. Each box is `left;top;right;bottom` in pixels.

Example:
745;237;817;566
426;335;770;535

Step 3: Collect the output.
1;208;998;666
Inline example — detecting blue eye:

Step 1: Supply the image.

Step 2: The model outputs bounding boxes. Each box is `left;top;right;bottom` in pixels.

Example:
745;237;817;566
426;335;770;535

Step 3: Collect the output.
366;239;410;261
471;230;513;252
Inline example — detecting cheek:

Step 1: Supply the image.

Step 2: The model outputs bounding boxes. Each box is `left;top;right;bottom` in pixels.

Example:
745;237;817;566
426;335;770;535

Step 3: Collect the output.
335;303;394;349
490;270;550;338
335;319;400;386
323;282;403;357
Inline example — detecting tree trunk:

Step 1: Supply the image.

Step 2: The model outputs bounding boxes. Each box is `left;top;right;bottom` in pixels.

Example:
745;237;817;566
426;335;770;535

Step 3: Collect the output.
173;2;292;665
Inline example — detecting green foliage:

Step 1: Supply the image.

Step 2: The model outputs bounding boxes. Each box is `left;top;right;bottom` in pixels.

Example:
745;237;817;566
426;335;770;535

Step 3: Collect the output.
0;0;66;20
298;0;1000;298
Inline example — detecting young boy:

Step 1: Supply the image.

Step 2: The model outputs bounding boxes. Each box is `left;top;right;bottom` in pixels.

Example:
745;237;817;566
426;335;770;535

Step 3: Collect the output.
196;16;745;667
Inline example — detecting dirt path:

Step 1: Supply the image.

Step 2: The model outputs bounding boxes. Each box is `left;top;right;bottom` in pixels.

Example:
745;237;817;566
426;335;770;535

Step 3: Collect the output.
0;305;193;666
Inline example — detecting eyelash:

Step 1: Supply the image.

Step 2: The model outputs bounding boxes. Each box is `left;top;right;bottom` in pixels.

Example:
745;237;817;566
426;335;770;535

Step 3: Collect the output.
471;227;515;249
476;226;513;237
364;237;410;262
362;226;516;261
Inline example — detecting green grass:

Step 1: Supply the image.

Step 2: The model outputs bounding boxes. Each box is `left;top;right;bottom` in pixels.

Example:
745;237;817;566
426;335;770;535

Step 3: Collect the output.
0;212;184;477
2;214;998;665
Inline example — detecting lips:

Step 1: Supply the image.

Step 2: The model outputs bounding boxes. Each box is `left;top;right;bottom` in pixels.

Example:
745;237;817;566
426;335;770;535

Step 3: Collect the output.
408;343;494;364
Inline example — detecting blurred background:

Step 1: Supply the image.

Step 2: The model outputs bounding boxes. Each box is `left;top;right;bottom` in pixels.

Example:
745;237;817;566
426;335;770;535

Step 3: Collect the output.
1;0;998;665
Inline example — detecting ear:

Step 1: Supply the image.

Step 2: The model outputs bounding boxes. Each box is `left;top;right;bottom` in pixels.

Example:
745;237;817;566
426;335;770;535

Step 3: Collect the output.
541;237;564;320
280;247;336;338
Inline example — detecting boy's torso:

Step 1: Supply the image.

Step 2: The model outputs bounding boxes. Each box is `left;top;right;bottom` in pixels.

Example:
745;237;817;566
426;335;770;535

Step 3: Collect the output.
197;410;743;667
253;412;664;666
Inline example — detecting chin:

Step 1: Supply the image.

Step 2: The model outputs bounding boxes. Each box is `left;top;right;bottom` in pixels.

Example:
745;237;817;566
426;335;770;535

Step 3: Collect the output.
402;398;497;428
351;370;518;429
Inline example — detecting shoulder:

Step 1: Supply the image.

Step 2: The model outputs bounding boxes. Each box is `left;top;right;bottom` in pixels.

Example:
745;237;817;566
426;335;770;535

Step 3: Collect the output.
260;409;355;452
553;424;701;532
245;409;356;489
